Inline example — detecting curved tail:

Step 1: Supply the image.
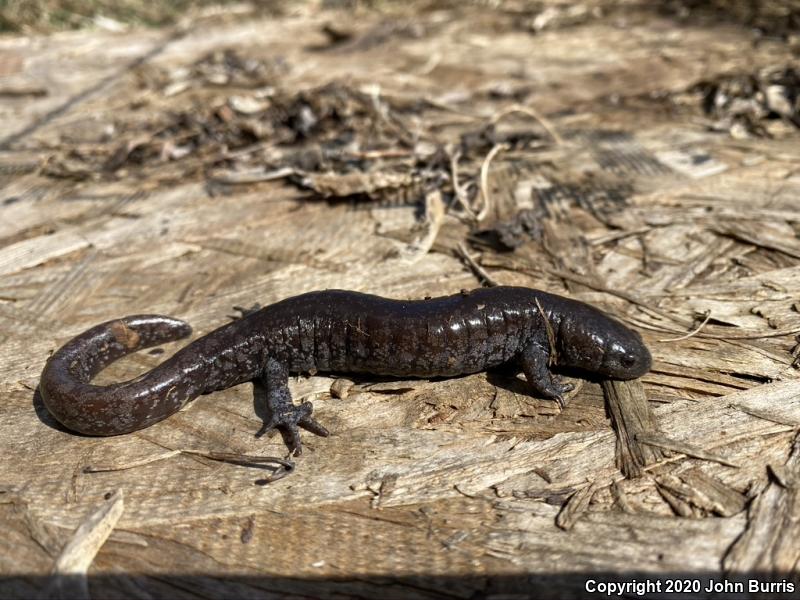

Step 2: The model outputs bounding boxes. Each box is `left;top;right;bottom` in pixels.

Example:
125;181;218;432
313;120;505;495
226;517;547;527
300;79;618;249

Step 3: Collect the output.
40;315;194;435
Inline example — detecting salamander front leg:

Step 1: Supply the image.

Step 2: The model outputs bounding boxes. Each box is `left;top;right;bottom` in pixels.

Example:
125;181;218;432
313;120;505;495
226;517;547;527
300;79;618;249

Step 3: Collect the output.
254;357;330;456
519;343;574;409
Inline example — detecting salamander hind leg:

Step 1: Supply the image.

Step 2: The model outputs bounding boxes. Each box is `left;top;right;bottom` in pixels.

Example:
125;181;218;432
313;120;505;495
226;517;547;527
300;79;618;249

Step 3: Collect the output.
254;357;330;456
519;343;574;409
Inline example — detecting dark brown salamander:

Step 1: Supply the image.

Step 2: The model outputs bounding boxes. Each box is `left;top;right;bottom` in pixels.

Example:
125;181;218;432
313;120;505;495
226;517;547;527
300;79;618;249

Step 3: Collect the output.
40;287;651;454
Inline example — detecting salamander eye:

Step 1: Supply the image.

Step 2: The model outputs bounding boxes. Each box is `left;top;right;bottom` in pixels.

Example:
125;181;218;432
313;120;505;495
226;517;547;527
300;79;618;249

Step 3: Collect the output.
620;354;636;369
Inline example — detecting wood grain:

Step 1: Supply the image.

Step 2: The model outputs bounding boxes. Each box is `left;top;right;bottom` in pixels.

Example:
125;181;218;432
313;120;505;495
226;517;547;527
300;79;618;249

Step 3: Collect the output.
1;1;799;598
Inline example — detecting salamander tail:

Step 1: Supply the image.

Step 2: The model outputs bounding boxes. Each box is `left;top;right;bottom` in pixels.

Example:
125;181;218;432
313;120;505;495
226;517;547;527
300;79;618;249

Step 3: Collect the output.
39;315;193;435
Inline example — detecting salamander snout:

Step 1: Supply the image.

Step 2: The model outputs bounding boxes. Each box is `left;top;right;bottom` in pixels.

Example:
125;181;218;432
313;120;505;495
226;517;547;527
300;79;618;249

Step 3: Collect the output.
601;333;652;379
550;298;652;380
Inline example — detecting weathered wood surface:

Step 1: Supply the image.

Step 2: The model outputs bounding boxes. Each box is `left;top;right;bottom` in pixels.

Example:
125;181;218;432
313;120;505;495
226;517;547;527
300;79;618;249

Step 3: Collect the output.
1;2;799;598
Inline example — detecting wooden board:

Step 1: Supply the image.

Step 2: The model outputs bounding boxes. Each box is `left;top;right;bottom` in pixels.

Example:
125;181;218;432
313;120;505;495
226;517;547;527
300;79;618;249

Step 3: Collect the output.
1;2;799;598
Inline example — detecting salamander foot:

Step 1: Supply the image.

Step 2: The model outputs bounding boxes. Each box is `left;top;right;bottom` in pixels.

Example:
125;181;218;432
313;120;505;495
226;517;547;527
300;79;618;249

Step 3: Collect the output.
519;344;575;409
548;380;575;410
255;357;330;455
256;401;330;456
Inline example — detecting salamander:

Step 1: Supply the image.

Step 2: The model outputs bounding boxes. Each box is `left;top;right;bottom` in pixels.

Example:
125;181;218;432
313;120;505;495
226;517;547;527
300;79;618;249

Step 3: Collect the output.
39;287;651;454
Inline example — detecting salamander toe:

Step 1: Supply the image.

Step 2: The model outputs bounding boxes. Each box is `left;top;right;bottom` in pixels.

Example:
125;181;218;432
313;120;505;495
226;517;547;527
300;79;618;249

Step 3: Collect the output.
256;400;329;456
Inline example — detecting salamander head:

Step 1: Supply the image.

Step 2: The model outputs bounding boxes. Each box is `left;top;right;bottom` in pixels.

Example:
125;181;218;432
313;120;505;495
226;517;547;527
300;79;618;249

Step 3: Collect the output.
555;302;651;380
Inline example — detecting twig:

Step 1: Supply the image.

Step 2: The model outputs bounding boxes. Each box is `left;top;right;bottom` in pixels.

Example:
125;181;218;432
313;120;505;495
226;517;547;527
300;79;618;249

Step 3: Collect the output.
658;311;712;342
398;190;446;264
535;297;557;366
83;450;181;472
209;167;296;184
84;450;294;484
190;452;296;483
0;86;48;98
456;243;499;287
353;149;414;160
490;104;564;145
556;480;599;530
416;51;442;75
621;317;682;334
540;267;694;328
588;227;652;246
635;433;741;468
221;140;278;160
728;403;799;428
49;490;124;600
476;143;508;222
421;95;482;118
690;326;800;341
448;148;476;219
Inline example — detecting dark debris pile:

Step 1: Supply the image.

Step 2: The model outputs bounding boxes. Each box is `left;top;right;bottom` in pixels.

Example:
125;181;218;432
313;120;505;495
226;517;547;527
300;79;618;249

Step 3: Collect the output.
660;0;800;41
165;48;289;93
34;32;653;261
473;208;545;251
694;66;800;138
41;46;556;225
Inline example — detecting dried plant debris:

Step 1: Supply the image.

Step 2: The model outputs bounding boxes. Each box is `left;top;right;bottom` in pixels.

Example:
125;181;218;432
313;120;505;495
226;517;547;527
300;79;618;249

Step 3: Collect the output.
312;18;427;53
525;3;602;33
585;131;672;177
459;123;546;155
265;82;418;148
602;380;666;479
655;469;747;518
148;48;290;96
44;80;431;188
473;169;634;251
298;169;423;201
33;36;586;214
40;63;576;213
723;434;800;573
661;0;800;40
474;208;545;251
692;66;800;138
290;144;453;203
